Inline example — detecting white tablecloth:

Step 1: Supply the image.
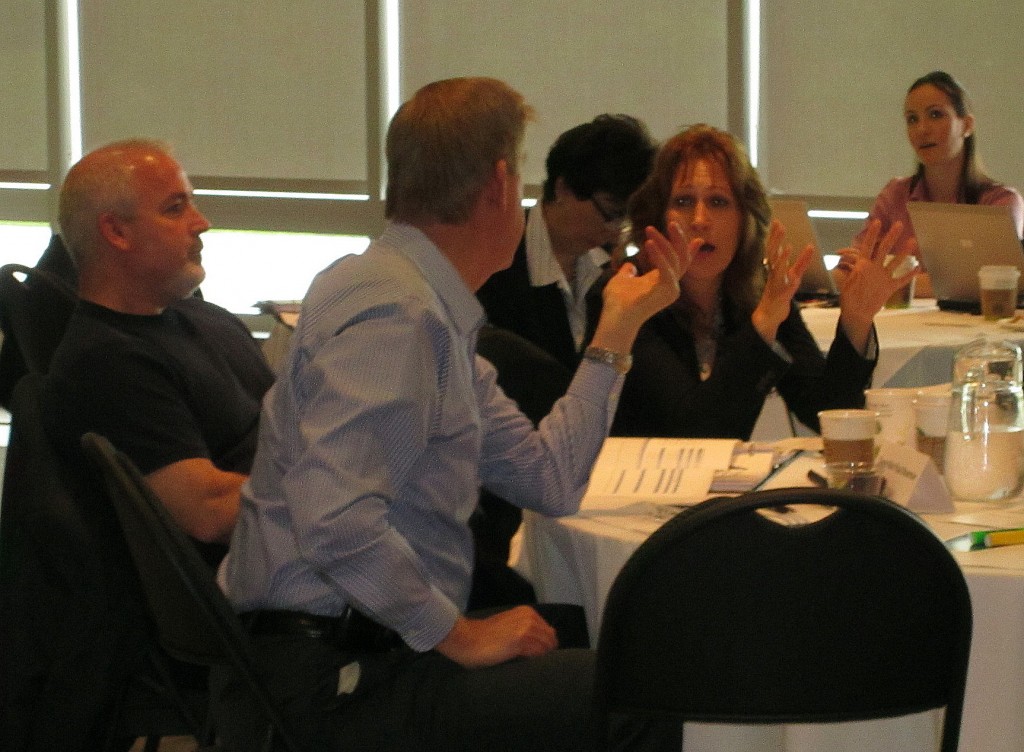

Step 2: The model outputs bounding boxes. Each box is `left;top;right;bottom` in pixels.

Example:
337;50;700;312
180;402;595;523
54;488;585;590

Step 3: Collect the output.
751;300;1024;441
517;457;1024;752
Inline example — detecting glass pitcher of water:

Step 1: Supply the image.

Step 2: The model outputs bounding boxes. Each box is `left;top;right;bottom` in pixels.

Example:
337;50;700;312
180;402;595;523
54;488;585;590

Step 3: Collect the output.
945;338;1024;501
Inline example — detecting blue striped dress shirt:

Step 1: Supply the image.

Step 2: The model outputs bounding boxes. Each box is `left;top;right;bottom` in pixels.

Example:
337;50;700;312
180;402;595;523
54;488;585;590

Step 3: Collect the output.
220;222;622;651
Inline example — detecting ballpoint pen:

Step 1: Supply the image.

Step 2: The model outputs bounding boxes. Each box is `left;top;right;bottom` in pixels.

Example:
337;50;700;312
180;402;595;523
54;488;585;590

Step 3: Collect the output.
746;450;805;515
750;449;804;492
806;469;828;488
946;527;1024;551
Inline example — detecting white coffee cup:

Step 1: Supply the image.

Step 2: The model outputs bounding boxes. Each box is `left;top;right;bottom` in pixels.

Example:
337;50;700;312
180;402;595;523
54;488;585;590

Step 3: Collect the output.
914;389;951;473
865;387;917;445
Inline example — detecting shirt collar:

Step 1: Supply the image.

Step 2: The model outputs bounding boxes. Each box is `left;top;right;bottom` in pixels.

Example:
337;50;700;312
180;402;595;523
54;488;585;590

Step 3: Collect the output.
524;207;562;287
381;222;485;336
524;207;610;291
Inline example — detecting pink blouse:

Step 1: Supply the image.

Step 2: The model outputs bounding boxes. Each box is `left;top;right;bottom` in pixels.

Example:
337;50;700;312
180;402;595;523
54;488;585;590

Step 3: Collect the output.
856;176;1024;270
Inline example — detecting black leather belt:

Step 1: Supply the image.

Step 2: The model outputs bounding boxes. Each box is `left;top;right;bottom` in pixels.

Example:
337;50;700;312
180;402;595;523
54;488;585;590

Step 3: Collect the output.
239;608;404;653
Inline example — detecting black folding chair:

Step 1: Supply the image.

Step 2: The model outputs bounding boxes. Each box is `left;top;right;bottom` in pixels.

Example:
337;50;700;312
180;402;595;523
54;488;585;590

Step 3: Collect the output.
0;262;77;374
80;432;302;752
0;374;209;752
593;488;973;752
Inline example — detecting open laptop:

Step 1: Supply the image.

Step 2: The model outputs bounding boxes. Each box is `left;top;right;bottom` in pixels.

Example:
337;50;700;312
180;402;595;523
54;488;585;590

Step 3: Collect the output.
768;198;838;301
907;202;1024;312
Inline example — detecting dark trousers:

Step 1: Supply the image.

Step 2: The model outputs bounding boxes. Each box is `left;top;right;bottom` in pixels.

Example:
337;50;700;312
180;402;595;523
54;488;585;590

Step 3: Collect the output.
211;632;681;752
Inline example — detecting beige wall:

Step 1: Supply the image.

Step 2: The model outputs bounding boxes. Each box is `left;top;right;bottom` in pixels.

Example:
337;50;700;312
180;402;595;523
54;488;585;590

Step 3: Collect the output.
2;0;1020;239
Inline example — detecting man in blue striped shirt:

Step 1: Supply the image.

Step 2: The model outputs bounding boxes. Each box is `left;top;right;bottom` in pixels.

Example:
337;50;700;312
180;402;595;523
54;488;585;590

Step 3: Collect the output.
216;77;691;751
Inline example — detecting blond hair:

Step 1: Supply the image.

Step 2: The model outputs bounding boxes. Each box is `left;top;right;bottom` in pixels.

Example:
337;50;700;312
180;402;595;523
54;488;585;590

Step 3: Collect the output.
385;77;534;224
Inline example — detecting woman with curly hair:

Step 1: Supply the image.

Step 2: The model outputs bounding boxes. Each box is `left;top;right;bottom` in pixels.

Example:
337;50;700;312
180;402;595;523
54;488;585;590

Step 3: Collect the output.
612;124;915;439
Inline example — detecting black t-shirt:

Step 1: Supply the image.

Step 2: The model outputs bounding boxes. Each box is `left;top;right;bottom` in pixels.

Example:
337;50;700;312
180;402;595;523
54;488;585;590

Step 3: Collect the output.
41;297;275;565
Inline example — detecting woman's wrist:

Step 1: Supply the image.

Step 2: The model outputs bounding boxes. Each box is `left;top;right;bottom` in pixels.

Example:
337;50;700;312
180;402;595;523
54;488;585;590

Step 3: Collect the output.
750;307;779;346
837;307;875;355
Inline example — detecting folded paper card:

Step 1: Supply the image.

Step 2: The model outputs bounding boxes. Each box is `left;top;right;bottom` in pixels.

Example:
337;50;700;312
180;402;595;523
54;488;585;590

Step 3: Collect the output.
874;440;953;513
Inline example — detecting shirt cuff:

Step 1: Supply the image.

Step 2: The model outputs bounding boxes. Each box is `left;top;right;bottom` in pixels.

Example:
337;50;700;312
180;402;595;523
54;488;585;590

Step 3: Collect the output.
863;326;879;361
397;587;462;652
571;357;625;429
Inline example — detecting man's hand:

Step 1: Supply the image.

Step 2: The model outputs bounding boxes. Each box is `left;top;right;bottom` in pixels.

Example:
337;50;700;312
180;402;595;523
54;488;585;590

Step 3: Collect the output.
434;606;558;669
590;222;694;354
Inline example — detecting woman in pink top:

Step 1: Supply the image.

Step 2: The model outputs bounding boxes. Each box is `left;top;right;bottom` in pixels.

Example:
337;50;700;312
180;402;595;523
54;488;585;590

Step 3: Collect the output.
857;71;1024;296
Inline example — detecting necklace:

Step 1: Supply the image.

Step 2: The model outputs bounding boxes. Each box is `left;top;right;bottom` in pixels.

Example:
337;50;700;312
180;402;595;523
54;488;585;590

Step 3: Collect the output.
694;302;724;381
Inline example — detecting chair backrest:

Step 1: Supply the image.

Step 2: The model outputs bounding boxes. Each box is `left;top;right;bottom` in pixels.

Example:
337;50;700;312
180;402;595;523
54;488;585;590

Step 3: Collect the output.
593;488;973;752
1;373;101;591
476;324;572;425
79;432;302;752
1;374;204;751
0;262;77;375
2;373;105;752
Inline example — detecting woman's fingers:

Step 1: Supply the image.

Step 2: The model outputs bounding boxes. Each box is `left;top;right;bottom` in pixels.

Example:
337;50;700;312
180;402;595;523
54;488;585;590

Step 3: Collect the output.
873;221;904;262
858;219;881;255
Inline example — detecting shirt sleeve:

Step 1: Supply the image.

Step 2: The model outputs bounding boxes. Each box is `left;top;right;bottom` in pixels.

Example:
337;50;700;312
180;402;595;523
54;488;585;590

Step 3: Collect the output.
44;340;210;474
982;185;1024;239
477;355;622;515
776;313;877;434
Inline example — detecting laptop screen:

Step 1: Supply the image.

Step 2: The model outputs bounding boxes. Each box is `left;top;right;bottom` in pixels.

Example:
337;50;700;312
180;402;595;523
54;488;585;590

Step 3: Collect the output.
907;202;1024;307
768;198;837;299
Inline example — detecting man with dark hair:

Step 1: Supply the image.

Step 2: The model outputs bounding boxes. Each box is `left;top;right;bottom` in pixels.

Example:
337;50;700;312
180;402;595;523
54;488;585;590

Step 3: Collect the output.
472;115;656;608
216;78;685;751
477;114;656;372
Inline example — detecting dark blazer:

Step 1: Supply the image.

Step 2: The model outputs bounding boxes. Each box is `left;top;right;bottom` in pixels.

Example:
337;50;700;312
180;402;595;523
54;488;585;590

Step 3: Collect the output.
476;228;603;374
613;301;877;440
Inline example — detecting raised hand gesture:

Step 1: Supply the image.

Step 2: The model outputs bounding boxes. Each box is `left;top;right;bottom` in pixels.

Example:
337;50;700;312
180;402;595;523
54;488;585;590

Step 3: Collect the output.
834;219;919;353
751;220;814;344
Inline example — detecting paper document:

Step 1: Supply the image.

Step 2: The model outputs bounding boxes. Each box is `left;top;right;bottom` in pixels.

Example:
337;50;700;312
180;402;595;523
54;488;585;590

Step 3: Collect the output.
709;450;777;493
580;437;758;514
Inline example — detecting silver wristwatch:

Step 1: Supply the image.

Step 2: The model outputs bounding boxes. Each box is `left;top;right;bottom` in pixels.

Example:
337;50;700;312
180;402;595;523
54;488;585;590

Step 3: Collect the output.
583;345;633;375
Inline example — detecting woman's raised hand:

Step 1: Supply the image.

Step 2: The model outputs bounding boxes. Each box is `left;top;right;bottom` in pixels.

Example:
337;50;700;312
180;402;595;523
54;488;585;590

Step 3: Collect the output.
751;220;814;344
833;219;919;353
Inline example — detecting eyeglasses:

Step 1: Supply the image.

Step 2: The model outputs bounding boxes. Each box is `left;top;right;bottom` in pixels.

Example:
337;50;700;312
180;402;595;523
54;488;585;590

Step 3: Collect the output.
590;196;628;226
